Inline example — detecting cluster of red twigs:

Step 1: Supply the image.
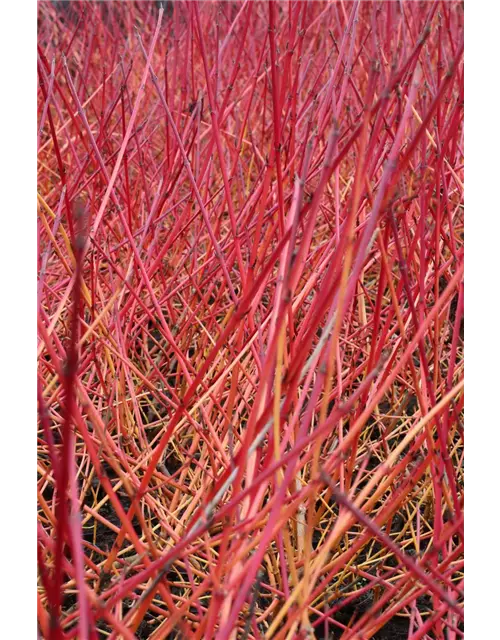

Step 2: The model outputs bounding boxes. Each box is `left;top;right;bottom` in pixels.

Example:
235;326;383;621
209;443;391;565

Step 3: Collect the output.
37;1;464;638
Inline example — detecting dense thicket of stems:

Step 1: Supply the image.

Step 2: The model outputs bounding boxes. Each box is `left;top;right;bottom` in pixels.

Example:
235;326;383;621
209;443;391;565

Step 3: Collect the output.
37;2;464;638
